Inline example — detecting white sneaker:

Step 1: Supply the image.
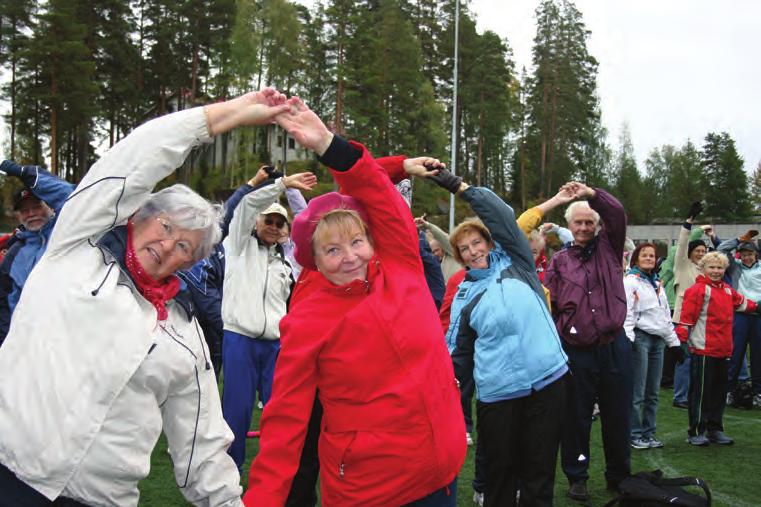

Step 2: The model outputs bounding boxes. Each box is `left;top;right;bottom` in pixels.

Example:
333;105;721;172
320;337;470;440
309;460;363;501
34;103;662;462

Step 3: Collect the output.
473;491;484;506
257;401;263;410
466;432;474;446
754;394;761;408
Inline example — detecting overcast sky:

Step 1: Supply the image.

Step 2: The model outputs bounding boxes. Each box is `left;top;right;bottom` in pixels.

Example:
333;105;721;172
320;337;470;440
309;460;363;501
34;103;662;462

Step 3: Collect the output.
472;0;760;174
2;0;758;176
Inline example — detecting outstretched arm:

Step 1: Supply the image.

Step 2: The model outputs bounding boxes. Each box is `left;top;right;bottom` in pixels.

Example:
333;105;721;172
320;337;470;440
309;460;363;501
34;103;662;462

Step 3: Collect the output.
418;169;536;274
48;88;292;257
276;98;426;267
563;181;627;256
0;161;74;213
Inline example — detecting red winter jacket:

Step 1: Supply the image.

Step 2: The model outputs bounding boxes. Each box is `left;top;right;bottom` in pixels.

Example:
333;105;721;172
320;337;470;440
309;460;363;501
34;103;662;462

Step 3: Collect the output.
676;274;757;358
244;145;466;507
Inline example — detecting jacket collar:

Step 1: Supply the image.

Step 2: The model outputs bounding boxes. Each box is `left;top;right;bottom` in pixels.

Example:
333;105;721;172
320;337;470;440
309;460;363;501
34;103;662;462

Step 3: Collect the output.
310;255;380;297
253;231;286;258
464;247;502;282
16;219;55;241
695;273;725;289
568;236;598;261
95;226;195;321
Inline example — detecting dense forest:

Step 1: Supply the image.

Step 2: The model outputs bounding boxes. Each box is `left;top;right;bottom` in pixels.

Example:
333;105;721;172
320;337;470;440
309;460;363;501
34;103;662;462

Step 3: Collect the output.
0;0;758;224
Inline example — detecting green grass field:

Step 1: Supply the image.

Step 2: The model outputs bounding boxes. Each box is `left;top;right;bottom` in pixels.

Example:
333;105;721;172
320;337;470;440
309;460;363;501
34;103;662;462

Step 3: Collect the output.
138;389;759;506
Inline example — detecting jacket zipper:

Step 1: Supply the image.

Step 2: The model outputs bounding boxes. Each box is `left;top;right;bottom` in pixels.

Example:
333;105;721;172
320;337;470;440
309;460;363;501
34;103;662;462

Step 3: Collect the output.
338;433;358;479
259;257;269;337
160;324;202;486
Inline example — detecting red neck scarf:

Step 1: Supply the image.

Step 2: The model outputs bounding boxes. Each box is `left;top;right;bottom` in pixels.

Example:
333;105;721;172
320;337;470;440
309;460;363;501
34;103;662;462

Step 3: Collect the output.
125;220;181;321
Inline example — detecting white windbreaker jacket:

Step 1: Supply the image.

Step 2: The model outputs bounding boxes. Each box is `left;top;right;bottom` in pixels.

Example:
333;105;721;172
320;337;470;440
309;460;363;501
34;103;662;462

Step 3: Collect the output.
623;273;680;347
0;108;243;506
221;181;292;340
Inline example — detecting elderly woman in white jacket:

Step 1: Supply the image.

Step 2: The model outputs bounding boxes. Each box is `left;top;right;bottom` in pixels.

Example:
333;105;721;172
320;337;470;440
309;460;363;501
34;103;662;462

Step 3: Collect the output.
624;242;684;451
0;89;294;507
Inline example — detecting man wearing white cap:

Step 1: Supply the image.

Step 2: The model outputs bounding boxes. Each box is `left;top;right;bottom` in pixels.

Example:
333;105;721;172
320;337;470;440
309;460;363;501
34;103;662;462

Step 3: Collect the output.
220;170;316;470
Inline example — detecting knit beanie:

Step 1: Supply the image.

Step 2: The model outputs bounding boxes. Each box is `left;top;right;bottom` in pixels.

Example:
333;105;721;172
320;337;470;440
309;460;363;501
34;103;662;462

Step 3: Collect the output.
688;240;706;257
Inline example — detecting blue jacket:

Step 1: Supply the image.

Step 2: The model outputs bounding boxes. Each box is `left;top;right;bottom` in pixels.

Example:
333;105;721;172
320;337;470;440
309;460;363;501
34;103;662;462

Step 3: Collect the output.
0;161;74;341
419;229;445;309
448;187;567;403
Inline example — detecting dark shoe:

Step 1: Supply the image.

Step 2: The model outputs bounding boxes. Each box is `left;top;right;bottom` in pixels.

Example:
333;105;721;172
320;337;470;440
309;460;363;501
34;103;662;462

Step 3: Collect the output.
568;480;590;501
687;434;710;446
707;431;734;445
606;479;622;492
673;400;688;409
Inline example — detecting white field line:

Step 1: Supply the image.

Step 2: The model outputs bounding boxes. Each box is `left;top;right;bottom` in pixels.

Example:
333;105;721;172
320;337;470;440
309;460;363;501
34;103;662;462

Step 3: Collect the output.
643;453;756;507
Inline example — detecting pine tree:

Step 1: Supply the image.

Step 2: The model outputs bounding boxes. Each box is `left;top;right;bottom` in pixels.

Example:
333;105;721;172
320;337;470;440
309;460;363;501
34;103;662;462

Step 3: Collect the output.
611;124;644;223
295;3;330;118
666;140;705;220
750;162;761;215
92;0;142;149
324;0;356;134
229;0;265;92
701;132;752;221
0;0;36;160
526;0;600;198
24;0;98;175
643;145;674;222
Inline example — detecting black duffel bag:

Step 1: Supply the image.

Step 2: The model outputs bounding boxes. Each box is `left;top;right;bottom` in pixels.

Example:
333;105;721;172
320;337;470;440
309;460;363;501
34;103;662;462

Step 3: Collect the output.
603;470;711;507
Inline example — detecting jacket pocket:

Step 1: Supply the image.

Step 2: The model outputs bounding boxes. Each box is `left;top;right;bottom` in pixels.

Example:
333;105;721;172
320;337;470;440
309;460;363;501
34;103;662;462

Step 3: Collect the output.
338;431;358;479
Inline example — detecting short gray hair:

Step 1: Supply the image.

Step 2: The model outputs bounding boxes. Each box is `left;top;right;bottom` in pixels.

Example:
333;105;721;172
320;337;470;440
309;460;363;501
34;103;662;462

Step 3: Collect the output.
133;184;223;262
564;201;600;225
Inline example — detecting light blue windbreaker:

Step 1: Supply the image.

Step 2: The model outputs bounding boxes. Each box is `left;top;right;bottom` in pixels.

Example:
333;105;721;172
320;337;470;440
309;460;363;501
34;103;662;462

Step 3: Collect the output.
447;186;568;403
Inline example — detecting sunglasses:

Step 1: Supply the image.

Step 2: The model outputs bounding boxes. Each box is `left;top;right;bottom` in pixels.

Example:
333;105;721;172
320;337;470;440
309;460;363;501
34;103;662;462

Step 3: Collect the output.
264;217;287;229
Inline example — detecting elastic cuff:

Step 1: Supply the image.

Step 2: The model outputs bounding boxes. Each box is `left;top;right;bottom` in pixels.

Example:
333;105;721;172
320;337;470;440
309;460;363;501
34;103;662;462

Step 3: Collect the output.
317;135;361;171
0;160;22;177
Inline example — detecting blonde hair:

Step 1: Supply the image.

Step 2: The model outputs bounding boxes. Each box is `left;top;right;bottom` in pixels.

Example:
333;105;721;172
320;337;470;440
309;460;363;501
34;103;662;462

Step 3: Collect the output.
450;218;492;265
312;209;371;251
528;229;545;250
699;251;729;271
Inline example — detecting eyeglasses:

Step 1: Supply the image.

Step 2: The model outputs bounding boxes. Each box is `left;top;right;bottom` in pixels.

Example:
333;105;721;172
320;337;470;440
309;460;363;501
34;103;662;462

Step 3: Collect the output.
264;216;287;229
155;217;195;261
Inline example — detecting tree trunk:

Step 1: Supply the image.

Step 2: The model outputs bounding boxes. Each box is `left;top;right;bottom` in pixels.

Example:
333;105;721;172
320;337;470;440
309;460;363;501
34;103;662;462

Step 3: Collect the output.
77;123;89;182
335;40;345;134
519;140;527;210
10;52;17;160
109;109;115;147
33;70;41;165
547;85;558;196
50;78;59;175
539;82;549;197
190;43;199;102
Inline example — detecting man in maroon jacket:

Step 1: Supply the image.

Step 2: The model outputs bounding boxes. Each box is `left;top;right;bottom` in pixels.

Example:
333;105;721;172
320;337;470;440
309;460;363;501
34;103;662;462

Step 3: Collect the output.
544;181;631;502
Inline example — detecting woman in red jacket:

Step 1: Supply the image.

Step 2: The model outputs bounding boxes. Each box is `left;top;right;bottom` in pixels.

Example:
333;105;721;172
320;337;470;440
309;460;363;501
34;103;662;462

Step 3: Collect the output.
243;98;465;507
677;251;759;446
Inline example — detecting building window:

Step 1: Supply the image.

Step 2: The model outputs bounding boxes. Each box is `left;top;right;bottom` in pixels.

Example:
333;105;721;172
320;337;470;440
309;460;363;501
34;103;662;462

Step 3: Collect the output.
288;137;295;149
277;136;282;147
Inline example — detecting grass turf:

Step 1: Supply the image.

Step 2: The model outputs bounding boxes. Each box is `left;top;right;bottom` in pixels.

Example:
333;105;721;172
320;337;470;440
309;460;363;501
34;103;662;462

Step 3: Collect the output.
138;389;759;506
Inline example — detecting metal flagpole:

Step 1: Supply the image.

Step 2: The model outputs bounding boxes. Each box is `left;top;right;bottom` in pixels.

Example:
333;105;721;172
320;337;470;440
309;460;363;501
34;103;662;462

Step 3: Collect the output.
448;0;460;232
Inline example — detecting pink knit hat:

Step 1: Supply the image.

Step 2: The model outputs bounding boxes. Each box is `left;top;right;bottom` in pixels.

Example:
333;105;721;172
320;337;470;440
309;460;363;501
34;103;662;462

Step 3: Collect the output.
291;192;370;270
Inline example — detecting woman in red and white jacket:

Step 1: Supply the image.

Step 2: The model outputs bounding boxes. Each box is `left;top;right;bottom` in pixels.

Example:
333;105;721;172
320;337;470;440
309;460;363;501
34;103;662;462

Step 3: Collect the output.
676;251;760;446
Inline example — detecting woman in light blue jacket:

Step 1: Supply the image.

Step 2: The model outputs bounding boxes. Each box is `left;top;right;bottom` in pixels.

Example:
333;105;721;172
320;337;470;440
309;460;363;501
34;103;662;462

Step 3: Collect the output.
432;169;569;507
